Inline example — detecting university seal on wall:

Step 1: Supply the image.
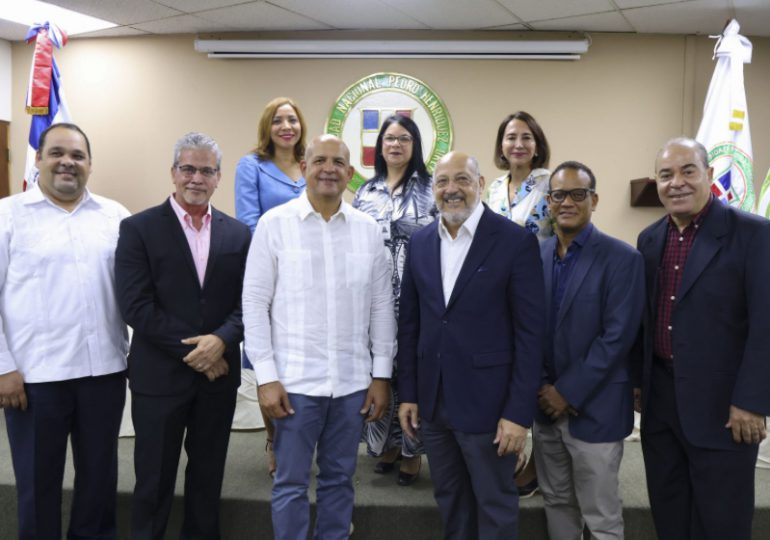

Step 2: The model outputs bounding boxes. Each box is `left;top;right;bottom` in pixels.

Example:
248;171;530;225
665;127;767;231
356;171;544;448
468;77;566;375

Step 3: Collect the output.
325;72;453;192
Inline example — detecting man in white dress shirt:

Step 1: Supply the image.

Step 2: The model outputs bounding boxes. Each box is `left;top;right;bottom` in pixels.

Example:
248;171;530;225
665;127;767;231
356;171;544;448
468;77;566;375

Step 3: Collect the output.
243;134;396;540
0;123;130;539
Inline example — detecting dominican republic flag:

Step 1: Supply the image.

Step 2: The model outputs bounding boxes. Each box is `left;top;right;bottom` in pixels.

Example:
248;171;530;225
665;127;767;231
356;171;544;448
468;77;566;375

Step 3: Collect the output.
695;19;754;212
361;108;413;167
23;22;71;191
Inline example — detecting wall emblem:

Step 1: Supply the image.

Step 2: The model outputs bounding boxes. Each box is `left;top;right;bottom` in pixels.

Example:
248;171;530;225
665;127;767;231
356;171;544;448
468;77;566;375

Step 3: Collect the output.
325;72;453;192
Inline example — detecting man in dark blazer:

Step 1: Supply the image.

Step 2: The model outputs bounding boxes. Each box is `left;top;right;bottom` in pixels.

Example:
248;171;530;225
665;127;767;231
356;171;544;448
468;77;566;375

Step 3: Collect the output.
397;151;545;539
115;132;251;539
535;161;644;539
636;137;770;540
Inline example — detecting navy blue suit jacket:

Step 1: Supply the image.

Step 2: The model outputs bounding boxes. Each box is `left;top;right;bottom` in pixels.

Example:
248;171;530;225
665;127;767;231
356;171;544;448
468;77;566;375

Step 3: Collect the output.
636;200;770;449
115;199;251;396
537;226;644;442
397;205;545;434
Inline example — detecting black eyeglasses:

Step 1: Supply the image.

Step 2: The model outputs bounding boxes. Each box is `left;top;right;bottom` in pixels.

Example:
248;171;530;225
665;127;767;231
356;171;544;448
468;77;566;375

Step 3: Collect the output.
383;135;413;145
176;165;219;178
548;188;594;203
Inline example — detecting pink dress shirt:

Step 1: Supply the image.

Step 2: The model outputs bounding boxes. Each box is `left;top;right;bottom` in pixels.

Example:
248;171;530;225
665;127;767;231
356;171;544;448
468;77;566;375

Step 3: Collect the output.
169;195;211;287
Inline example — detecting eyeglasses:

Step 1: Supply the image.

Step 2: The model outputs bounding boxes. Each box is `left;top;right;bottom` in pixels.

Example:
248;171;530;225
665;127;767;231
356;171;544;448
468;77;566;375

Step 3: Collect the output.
176;165;219;178
383;135;413;145
548;188;594;203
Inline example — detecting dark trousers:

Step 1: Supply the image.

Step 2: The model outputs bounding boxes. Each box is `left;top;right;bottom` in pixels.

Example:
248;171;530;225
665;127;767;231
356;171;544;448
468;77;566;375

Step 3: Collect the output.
4;372;126;540
641;361;758;540
130;385;237;540
420;395;520;540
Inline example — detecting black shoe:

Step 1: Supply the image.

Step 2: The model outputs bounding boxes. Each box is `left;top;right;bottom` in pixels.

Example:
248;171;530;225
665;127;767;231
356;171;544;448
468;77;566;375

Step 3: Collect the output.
517;478;540;499
374;461;397;474
397;458;421;486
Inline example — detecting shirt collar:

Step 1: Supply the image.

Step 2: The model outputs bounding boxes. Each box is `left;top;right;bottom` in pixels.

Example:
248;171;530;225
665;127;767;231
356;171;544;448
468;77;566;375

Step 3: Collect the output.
297;191;350;222
168;194;212;226
667;194;713;231
22;183;95;211
438;201;484;241
572;222;594;248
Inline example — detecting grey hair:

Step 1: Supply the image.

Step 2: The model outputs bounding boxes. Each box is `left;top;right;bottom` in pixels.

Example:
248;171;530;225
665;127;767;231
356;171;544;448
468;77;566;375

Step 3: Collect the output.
172;132;222;168
656;137;709;170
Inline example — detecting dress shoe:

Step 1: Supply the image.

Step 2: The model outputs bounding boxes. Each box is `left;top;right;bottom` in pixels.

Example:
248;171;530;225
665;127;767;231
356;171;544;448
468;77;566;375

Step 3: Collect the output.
397;457;421;486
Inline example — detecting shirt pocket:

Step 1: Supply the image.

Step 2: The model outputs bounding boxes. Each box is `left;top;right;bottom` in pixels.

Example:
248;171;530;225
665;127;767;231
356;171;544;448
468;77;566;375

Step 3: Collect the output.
277;249;313;291
345;253;373;290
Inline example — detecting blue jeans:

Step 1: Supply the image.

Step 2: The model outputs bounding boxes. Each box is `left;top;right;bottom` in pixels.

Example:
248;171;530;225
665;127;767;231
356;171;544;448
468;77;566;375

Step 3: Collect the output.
271;390;367;540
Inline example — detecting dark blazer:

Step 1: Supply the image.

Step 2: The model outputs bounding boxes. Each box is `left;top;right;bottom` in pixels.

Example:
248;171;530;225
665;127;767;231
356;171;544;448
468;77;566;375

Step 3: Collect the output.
537;226;644;442
397;205;545;434
636;200;770;449
115;199;251;395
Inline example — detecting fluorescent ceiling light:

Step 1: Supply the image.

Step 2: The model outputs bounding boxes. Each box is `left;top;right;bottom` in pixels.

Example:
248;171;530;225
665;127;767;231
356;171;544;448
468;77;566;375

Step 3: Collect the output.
0;0;117;36
195;38;591;60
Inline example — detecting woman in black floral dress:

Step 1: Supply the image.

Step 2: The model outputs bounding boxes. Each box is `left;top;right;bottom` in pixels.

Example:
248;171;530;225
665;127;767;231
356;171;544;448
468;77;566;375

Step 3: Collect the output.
353;114;437;486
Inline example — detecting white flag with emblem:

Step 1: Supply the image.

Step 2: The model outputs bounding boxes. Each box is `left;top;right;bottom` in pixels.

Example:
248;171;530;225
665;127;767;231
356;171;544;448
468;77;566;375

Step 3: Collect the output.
695;19;754;212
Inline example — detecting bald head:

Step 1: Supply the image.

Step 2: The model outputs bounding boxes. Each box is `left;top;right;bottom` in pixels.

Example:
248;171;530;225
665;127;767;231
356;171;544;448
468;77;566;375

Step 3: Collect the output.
654;136;713;229
433;151;485;235
656;137;709;171
435;151;481;180
305;134;350;164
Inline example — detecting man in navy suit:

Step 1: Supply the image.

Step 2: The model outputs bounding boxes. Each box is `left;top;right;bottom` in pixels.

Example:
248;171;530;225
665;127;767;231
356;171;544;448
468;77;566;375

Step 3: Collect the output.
636;137;770;540
397;151;545;539
115;132;251;539
534;161;644;539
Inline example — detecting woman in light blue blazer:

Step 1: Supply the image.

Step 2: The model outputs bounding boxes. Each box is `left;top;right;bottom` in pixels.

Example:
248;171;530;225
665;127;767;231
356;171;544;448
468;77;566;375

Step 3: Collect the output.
235;96;307;478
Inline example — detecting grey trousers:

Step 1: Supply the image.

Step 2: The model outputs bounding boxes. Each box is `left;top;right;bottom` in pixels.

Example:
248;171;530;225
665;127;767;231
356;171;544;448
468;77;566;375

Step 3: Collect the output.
533;417;624;540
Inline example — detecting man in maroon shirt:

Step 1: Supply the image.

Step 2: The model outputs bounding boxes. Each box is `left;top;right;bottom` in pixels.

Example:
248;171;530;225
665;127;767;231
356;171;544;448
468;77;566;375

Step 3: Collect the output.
635;137;770;540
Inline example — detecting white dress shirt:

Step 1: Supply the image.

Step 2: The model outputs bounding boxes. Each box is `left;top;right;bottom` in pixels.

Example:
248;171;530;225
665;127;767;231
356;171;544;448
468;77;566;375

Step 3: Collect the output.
438;202;484;305
242;192;396;398
0;186;130;382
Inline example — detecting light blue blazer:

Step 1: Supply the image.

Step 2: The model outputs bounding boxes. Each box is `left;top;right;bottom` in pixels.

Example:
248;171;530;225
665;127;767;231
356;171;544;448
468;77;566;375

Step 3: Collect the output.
234;154;305;233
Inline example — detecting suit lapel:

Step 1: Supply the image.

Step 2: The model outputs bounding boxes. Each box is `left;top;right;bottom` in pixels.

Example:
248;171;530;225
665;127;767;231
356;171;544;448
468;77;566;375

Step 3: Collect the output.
641;218;667;316
555;228;598;330
541;236;556;331
446;208;497;311
677;202;727;302
163;200;199;283
203;208;224;289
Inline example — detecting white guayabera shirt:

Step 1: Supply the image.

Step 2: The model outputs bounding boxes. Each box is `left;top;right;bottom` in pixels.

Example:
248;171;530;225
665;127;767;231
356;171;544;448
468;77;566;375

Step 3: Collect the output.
0;186;130;382
243;192;396;398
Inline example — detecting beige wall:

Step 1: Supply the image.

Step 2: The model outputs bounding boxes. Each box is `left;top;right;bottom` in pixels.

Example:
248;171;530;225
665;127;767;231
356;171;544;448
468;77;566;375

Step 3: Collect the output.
9;32;770;245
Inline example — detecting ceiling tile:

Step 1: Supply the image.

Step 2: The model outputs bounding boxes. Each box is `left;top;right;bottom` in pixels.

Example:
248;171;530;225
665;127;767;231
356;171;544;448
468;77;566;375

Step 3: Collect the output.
75;26;151;38
46;0;182;25
529;11;634;32
270;0;427;29
132;14;236;34
623;0;732;34
613;0;689;7
732;0;770;38
381;0;520;29
196;2;331;31
154;0;249;12
496;0;615;22
196;2;329;32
